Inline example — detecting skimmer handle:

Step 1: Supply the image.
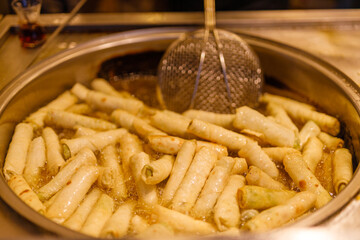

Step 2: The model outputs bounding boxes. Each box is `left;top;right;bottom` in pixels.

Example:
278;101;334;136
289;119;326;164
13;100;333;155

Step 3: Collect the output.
204;0;216;30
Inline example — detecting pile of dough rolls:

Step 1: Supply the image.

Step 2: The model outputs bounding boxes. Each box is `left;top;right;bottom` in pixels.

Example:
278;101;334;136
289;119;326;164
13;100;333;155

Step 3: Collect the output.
3;78;354;237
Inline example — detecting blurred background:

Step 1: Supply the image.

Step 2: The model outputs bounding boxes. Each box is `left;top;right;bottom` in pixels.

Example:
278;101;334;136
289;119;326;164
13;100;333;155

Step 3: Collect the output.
0;0;360;14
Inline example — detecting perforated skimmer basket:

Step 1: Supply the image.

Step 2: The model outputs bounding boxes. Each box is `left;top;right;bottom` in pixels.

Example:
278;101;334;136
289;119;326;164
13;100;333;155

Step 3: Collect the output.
158;29;263;113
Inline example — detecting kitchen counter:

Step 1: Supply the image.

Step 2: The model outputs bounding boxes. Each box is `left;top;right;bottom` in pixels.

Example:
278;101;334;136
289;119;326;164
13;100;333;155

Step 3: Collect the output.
0;9;360;238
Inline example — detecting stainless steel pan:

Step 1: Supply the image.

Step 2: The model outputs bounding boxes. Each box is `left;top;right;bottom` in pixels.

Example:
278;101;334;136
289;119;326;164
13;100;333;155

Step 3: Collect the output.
0;27;359;238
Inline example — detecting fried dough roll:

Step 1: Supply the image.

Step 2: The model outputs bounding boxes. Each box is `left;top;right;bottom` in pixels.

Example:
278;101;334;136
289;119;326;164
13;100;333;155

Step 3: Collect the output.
318;132;344;152
91;78;132;99
3;123;33;180
130;152;158;206
261;93;340;136
299;121;321;149
147;135;227;157
100;200;136;238
100;144;127;200
238;140;279;178
111;109;136;131
302;137;323;173
71;83;143;115
141;155;175;185
150;110;191;138
132;118;167;139
332;148;353;194
265;102;299;134
171;147;217;214
182;109;235;129
318;152;335;194
214;175;245;231
130;215;150;235
46;165;99;223
80;193;114;237
61;128;127;157
46;109;116;130
161;140;196;206
119;132;143;181
73;125;97;137
62;188;102;231
238;186;296;210
38;148;97;201
246;166;287;190
65;103;92;115
262;147;300;164
233;106;296;147
191;156;235;219
283;153;332;208
43;127;66;175
26;91;78;128
187;119;247;151
243;191;316;232
137;223;174;237
230;157;248;175
23;136;46;187
155;205;216;235
8;175;45;214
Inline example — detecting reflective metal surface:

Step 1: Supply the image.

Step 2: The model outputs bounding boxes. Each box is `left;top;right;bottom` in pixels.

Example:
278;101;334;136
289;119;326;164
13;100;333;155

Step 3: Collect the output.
0;27;359;238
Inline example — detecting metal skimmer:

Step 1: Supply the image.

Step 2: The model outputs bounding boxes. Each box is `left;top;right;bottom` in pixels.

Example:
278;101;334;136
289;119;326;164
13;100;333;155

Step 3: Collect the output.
158;0;263;113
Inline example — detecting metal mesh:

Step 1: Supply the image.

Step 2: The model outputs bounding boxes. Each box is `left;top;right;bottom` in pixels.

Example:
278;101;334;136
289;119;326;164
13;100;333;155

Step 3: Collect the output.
158;29;263;113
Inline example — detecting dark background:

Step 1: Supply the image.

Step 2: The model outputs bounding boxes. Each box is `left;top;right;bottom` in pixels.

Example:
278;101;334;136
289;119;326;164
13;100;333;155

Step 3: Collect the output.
1;0;360;14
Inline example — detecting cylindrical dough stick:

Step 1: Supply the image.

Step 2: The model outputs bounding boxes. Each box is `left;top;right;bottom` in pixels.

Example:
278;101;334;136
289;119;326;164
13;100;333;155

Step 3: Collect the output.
46;109;116;130
130;215;150;235
161;140;196;206
46;165;99;223
100;144;128;200
141;155;175;185
246;166;287;190
283;153;332;208
183;109;235;129
243;191;316;232
266;102;299;134
155;205;216;235
262;147;300;164
100;200;136;238
171;147;217;214
23;136;46;188
147;135;227;157
119;132;143;181
62;188;102;231
38;147;97;201
187;119;247;151
80;193;114;237
230;157;248;175
332;148;353;194
260;93;340;136
302;137;323;173
25;91;78;128
3;123;33;180
214;175;245;231
71;83;143;115
238;140;279;178
43;127;65;176
191;156;235;219
132;117;167;139
65;103;92;115
299;121;321;149
111;109;136;131
8;175;45;214
130;152;158;207
73;125;97;138
91;78;132;98
233;106;296;147
238;186;296;210
137;223;174;237
150;110;191;138
318;132;344;152
61;128;127;157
